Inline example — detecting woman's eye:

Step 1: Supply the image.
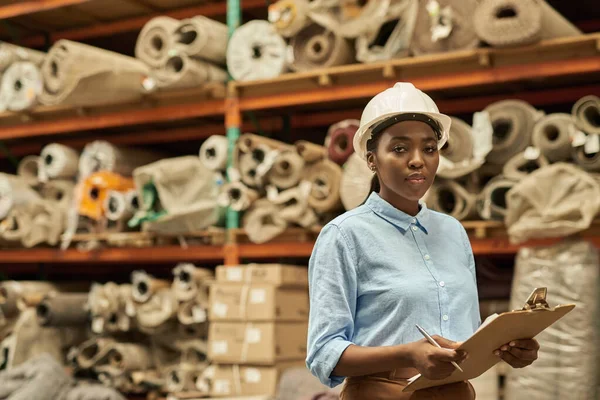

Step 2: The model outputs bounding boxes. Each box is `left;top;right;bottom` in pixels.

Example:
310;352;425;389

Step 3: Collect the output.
424;147;437;154
393;146;406;153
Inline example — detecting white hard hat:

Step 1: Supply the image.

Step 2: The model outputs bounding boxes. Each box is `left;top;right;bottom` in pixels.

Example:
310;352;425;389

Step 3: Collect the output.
353;82;451;160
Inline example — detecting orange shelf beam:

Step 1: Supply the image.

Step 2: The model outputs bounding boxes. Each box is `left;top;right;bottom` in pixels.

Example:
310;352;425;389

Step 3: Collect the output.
0;0;90;20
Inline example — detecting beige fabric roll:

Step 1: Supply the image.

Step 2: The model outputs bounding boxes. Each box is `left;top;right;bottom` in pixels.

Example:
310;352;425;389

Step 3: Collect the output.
484;100;543;165
267;150;306;189
269;0;311;38
131;270;170;304
0;61;43;112
572;95;600;135
199;135;228;172
135;16;179;69
426;180;478;221
39;179;74;212
108;343;154;371
0;173;40;219
505;163;600;244
40;40;150;107
177;300;209;326
80;141;166;179
166;363;207;393
531;113;574;162
172;263;214;303
477;175;518;221
295;140;327;163
290;23;354;72
0;42;45;72
141;200;224;235
38;143;79;182
340;152;373;211
217;181;260;211
573;139;600;172
135;288;177;333
0;282;58;317
437;117;486;179
88;283;133;334
305;159;343;213
75;337;117;369
411;0;479;55
36;293;89;327
238;151;264;188
502;151;550;181
308;0;391;38
173;16;228;64
17;156;40;187
103;190;132;223
266;181;319;228
23;200;65;247
243;199;288;244
238;133;294;154
154;53;227;90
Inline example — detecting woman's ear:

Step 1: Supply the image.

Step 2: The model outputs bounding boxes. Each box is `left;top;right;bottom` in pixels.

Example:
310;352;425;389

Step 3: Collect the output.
366;152;376;172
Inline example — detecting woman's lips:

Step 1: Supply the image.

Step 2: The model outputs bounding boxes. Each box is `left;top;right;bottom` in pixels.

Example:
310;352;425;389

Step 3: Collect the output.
406;176;426;185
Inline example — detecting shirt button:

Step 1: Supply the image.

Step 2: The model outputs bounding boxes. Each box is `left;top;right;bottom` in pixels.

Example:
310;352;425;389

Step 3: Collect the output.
439;281;445;287
443;315;449;321
411;226;418;231
424;255;430;261
411;218;417;224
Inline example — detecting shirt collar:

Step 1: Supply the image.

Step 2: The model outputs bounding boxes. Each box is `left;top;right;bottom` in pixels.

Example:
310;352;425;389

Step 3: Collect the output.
366;192;429;233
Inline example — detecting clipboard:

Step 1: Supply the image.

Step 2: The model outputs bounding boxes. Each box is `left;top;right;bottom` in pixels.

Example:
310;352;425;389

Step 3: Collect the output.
403;287;575;392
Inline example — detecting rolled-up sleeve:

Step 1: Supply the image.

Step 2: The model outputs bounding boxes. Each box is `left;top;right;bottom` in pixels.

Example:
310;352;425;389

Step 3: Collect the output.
306;224;357;388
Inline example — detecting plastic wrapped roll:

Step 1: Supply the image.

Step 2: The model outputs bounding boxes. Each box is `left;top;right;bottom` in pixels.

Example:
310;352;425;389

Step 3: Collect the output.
135;16;179;69
356;0;419;63
502;151;549;181
77;171;134;221
268;0;311;38
173;16;228;64
474;0;581;48
411;0;479;55
295;140;327;163
227;20;287;81
0;173;40;219
154;53;227;90
0;42;45;72
131;270;170;304
340;152;373;211
305;159;343;213
267;150;305;189
38;144;79;182
0;62;43;112
573;137;600;172
79;141;165;179
172;263;213;303
17;156;40;187
308;0;391;38
290;23;354;72
217;181;259;211
40;40;150;107
484;100;543;165
477;175;518;221
572;95;600;135
531;113;573;162
36;293;89;327
327;119;359;165
199;135;228;171
426;180;477;221
243;199;288;244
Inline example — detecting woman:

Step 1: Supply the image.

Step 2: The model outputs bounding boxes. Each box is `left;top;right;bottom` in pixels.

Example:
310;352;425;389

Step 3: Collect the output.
306;82;539;399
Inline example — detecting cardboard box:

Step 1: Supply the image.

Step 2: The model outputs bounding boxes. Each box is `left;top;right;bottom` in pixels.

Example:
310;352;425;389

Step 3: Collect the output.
209;322;308;364
216;264;308;287
211;362;303;398
210;283;309;322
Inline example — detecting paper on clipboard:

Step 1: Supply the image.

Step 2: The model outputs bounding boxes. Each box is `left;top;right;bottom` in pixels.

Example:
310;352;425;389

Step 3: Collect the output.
403;288;575;392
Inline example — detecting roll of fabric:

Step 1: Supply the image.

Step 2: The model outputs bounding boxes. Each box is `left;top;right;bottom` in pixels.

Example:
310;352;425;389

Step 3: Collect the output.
65;384;127;400
305;159;343;213
38;144;79;182
131;270;170;304
199;135;228;171
0;61;43;112
107;343;154;372
269;0;311;38
36;293;89;327
79;140;165;179
166;364;206;393
17;156;40;187
505;163;600;244
290;23;354;72
573;138;600;172
437;117;484;179
0;42;45;72
238;151;265;188
21;200;65;247
76;337;117;369
340;152;373;211
411;0;479;55
77;171;134;221
531;113;573;162
572;95;600;135
135;16;179;69
0;173;40;219
40;40;150;107
135;289;177;333
295;140;327;163
474;0;581;48
267;181;318;228
154;53;227;90
103;190;134;222
172;263;213;303
484;100;543;165
243;199;288;244
327;119;359;165
356;0;419;63
477;175;518;221
173;16;228;64
177;300;210;326
238;133;295;154
0;281;57;316
502;151;549;181
217;181;260;211
308;0;391;38
227;20;287;81
267;150;305;189
426;180;478;221
39;180;74;213
88;283;133;334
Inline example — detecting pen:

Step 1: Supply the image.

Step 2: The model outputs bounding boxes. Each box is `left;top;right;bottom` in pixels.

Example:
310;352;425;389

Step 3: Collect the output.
415;324;464;373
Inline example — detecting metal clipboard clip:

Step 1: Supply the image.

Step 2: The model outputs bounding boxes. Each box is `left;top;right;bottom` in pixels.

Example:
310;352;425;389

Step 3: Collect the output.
521;287;550;311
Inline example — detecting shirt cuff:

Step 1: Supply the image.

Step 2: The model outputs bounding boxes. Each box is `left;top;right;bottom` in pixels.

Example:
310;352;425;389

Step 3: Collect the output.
310;339;353;388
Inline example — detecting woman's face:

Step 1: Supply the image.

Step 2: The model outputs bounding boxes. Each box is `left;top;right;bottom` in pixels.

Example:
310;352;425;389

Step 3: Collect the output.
368;120;439;202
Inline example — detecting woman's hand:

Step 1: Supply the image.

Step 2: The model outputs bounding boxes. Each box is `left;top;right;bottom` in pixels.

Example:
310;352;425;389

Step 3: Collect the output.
410;336;467;380
494;339;539;368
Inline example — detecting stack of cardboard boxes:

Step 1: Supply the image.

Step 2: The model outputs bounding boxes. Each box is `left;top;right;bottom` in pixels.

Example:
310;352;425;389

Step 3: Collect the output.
208;264;309;398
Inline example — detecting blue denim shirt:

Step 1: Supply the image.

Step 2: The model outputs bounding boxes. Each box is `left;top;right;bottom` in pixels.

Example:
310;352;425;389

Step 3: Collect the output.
306;192;481;387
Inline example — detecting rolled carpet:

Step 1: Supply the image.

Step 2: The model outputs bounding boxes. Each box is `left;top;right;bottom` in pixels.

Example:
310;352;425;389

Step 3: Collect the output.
131;270;170;304
572;95;600;135
75;337;117;369
308;0;391;38
154;53;227;90
437;117;484;179
266;181;318;228
295;140;327;163
484;100;543;165
173;16;228;65
502;151;549;181
340;152;373;211
0;173;40;220
0;61;43;112
477;175;518;221
238;133;294;154
17;156;40;187
327;119;359;165
426;180;478;221
531;113;574;162
290;23;354;72
38;143;79;182
573;137;600;172
134;288;177;333
39;180;75;213
217;181;259;211
103;190;134;223
243;199;288;244
39;40;150;107
135;16;179;69
172;263;214;303
77;171;134;221
166;363;207;393
305;159;343;213
227;20;287;81
199;135;228;171
410;0;479;55
0;42;45;72
36;293;89;327
267;150;305;189
108;342;154;372
269;0;311;38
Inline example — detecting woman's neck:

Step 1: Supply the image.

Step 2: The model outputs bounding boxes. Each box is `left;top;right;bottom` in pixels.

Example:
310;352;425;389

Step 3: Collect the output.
378;187;420;216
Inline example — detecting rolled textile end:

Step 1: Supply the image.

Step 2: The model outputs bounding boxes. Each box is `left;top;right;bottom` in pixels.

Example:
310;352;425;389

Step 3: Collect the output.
305;159;343;213
426;180;478;221
327;119;359;165
199;135;228;171
477;175;518;221
572;95;600;135
532;113;574;162
502;151;550;181
295;140;327;163
131;270;171;304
